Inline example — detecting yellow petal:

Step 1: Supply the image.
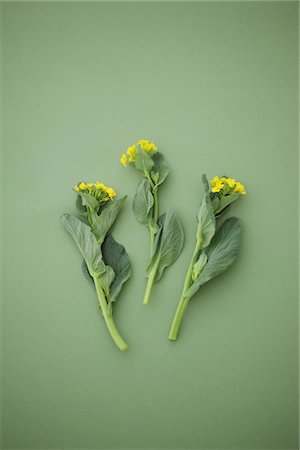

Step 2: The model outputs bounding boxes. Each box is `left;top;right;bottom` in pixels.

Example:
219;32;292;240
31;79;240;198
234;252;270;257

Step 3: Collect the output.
210;176;220;187
138;139;147;147
126;145;137;157
106;187;116;199
79;182;87;190
234;181;245;193
120;154;128;166
225;178;236;188
95;182;106;190
138;139;157;153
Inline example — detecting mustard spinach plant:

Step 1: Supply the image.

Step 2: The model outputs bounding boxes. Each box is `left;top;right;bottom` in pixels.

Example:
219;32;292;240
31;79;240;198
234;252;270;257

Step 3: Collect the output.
61;182;131;351
120;140;184;305
168;175;246;341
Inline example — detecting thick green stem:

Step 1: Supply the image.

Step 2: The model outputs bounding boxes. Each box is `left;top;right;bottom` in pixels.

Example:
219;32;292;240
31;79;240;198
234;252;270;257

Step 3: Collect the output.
94;277;128;351
153;189;159;223
143;272;155;305
168;296;190;340
150;227;155;257
143;171;160;305
149;189;158;258
143;257;159;305
168;238;202;340
145;172;159;224
182;239;201;293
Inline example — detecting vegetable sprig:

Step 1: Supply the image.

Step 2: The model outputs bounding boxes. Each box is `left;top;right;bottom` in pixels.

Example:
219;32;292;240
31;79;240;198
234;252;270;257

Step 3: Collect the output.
168;175;246;341
121;139;184;305
61;181;131;351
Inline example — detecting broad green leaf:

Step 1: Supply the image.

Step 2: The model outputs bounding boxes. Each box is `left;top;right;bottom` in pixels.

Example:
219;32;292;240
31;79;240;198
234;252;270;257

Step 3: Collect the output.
132;178;154;225
61;214;106;277
196;175;216;248
77;214;89;226
92;196;126;244
78;192;99;211
185;217;242;298
100;265;115;296
134;149;154;173
101;234;131;303
214;193;240;215
76;194;87;213
147;209;184;282
81;260;94;287
210;194;220;213
192;251;208;281
151;152;169;185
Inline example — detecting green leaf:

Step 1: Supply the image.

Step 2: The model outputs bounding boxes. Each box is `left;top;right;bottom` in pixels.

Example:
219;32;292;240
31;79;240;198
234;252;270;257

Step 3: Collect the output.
61;214;106;277
101;234;131;303
147;209;184;282
77;214;89;226
152;152;169;185
76;194;87;213
196;174;216;248
100;265;115;297
92;196;126;244
134;149;154;173
81;259;94;287
150;219;163;257
132;178;154;225
151;171;159;184
185;217;242;298
78;192;99;211
214;193;240;215
210;194;220;212
192;251;208;281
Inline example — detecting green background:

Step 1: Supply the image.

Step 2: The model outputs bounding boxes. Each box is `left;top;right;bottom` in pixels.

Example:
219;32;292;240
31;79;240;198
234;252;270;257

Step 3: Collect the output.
1;2;298;449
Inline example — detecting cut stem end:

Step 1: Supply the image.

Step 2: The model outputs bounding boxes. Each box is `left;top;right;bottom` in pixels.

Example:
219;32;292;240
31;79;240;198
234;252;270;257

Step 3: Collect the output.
168;296;190;341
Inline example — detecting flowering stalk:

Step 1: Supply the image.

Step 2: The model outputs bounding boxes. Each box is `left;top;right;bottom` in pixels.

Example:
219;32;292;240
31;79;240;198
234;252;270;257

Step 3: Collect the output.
121;139;184;305
61;181;131;351
94;277;128;351
168;175;246;341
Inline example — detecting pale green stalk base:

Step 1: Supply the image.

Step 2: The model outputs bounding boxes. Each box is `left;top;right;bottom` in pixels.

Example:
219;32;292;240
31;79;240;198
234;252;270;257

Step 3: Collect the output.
168;296;190;340
143;271;156;305
94;277;128;352
168;238;202;340
142;256;159;305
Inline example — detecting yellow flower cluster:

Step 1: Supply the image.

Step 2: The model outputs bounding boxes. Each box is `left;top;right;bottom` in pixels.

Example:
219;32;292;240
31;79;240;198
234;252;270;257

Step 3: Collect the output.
73;182;116;199
210;176;246;195
137;139;158;153
120;139;158;167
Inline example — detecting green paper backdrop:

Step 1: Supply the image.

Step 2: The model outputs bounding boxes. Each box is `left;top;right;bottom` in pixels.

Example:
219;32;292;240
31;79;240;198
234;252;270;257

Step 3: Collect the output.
1;2;298;449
